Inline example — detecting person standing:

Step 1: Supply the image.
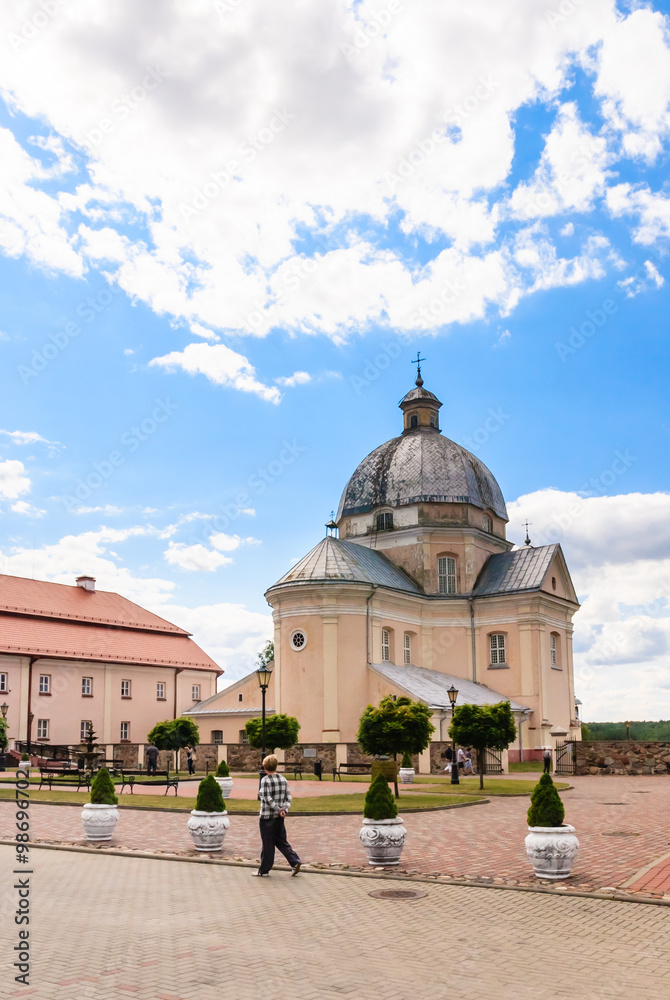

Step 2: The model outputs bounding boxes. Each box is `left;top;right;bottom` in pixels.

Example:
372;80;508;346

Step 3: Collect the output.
443;745;453;772
543;746;552;774
253;754;301;877
186;745;196;775
145;743;159;775
457;747;466;772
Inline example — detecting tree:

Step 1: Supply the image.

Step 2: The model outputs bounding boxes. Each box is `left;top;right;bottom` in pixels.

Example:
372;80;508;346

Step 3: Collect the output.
527;773;565;827
449;701;517;790
0;717;8;752
245;714;300;753
148;717;200;757
257;640;274;666
357;696;434;760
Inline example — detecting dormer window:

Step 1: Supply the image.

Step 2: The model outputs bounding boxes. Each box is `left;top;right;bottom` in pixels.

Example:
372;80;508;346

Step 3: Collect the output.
376;512;393;531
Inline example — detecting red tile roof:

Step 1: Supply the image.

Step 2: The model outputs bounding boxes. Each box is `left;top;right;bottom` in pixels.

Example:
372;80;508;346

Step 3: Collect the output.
0;574;221;673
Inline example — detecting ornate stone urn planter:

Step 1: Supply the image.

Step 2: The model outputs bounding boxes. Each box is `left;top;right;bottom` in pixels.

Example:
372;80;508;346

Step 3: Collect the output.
525;825;579;880
188;810;230;852
81;802;120;842
214;776;234;799
359;817;407;866
398;767;415;784
17;760;30;774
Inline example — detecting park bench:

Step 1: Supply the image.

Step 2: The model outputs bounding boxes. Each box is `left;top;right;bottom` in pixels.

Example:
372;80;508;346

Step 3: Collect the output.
332;763;372;781
276;762;303;779
120;770;179;796
38;767;91;792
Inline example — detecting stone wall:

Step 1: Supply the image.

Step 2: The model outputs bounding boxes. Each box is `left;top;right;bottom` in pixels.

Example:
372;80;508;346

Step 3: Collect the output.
113;744;139;767
576;741;670;775
178;744;219;772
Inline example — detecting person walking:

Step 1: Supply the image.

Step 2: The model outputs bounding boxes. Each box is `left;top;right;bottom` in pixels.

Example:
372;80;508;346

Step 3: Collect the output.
186;745;196;775
145;743;159;775
443;745;453;772
457;747;466;772
543;746;552;774
253;754;301;878
464;748;474;774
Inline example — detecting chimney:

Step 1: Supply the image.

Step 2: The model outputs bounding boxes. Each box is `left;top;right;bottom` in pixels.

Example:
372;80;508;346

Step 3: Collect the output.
76;575;96;592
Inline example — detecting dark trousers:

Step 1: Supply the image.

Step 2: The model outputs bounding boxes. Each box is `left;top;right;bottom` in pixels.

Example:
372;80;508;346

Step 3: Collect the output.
543;757;551;773
146;759;157;775
187;758;195;774
259;816;300;874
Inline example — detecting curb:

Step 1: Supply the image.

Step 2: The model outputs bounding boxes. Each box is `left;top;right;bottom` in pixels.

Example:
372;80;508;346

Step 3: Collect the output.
2;839;668;907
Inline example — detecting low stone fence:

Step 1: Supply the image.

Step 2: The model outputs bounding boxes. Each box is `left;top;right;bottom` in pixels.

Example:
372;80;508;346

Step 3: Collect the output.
576;740;670;775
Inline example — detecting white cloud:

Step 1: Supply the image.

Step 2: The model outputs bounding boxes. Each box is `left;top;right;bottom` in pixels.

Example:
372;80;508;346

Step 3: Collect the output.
189;322;220;342
10;500;46;518
149;342;282;403
0;429;62;455
275;371;312;387
606;183;670;245
157;601;272;680
560;222;574;237
71;504;124;516
164;541;234;572
0;459;31;499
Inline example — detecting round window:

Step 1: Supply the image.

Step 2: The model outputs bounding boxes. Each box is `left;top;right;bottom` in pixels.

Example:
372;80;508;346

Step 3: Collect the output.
290;630;307;651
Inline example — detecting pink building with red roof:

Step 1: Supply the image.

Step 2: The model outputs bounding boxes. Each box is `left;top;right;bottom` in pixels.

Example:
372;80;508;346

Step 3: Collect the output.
0;573;221;748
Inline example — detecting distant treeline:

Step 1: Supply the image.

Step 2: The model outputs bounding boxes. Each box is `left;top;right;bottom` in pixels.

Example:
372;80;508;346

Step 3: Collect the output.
583;721;670;741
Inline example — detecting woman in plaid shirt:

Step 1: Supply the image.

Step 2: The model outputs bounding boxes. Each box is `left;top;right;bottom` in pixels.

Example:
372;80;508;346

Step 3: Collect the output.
253;754;302;877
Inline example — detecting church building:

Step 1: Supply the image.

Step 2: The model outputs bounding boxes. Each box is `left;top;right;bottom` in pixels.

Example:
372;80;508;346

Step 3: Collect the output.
190;369;581;764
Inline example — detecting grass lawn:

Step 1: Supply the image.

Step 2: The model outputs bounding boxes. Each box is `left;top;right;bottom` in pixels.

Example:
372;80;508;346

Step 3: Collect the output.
0;786;482;814
509;761;544;773
408;775;569;795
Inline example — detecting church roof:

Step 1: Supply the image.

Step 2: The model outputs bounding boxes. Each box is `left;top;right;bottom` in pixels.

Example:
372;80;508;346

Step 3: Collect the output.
336;429;507;520
370;661;531;713
268;536;422;595
472;544;560;597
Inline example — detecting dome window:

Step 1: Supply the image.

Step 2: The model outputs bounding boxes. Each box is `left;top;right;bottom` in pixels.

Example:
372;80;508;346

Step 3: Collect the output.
290;629;307;651
381;629;391;661
376;512;393;531
410;414;418;428
429;413;437;428
438;556;457;594
482;514;492;532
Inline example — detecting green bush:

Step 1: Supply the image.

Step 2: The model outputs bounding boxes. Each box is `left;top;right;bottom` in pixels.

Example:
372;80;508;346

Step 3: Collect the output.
215;760;230;778
90;768;118;806
527;773;565;827
401;752;413;769
195;775;225;812
363;772;398;821
21;753;30;761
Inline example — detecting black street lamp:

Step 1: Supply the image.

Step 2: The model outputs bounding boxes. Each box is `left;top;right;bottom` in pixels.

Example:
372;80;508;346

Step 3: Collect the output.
447;685;459;785
256;663;273;781
624;720;631;740
0;702;8;772
27;711;34;758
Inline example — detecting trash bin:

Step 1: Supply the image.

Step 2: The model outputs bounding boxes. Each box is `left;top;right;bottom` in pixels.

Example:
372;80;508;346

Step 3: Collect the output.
313;759;323;780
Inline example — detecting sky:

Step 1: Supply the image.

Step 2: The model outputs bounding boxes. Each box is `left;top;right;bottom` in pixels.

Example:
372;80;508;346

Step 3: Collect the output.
0;0;669;721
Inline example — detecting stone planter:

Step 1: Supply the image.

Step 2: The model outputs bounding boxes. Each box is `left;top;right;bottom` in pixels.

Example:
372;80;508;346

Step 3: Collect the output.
214;776;234;799
359;817;406;866
398;767;415;784
187;810;230;852
525;825;579;880
17;761;31;774
81;802;120;842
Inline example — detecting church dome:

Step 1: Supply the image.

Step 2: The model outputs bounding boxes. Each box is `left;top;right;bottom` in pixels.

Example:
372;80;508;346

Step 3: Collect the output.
336;371;507;521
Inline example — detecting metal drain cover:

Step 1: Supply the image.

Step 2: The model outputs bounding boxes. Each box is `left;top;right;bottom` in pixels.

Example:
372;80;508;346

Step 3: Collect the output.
368;888;428;900
602;802;627;805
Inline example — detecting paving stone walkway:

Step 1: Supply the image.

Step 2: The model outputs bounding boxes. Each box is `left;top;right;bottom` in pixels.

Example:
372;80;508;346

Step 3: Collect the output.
1;846;669;1000
3;775;670;894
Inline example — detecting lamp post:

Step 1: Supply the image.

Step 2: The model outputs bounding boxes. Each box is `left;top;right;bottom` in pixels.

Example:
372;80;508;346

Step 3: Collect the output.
256;663;273;781
27;711;34;758
624;720;631;741
0;702;8;772
447;685;459;785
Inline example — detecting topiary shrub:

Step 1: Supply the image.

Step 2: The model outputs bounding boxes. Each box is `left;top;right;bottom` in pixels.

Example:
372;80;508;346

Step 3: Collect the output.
21;753;30;761
90;768;118;806
527;773;565;827
363;772;398;821
215;760;230;778
401;752;413;769
195;775;225;812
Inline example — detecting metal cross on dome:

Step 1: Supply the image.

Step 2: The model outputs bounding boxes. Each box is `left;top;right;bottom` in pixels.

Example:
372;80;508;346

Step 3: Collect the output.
411;351;427;383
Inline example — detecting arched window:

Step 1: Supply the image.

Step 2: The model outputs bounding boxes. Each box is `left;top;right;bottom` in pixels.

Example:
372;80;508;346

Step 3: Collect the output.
482;514;491;532
429;412;437;428
550;632;560;667
410;414;418;428
376;511;393;531
438;556;457;594
489;633;506;665
403;633;411;664
381;629;391;661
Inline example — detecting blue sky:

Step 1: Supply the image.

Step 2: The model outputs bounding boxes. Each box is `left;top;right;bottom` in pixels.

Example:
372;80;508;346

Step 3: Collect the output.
1;0;670;720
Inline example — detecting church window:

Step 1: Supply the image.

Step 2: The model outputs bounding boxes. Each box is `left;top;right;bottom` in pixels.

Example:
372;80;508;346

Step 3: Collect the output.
238;693;243;702
410;414;418;428
429;413;437;428
490;633;506;665
438;556;457;594
211;730;223;744
120;721;130;741
240;729;249;744
550;633;560;667
403;633;411;664
552;576;557;591
381;629;390;661
291;629;307;650
376;512;393;530
0;673;7;693
482;514;491;532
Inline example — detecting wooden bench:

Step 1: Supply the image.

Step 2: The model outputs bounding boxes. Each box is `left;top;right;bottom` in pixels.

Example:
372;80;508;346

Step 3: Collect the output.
276;762;303;779
38;767;91;792
120;770;179;796
332;763;372;781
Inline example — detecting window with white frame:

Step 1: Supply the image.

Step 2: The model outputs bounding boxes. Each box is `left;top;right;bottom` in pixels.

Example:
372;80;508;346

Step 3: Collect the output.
438;556;457;594
121;679;131;698
39;674;51;694
192;684;201;702
403;633;411;664
240;729;249;744
211;730;223;744
490;633;506;665
381;629;390;661
80;720;92;742
376;511;393;531
81;677;92;696
120;721;130;740
482;514;492;532
550;633;559;667
156;682;165;699
37;719;49;739
0;673;7;693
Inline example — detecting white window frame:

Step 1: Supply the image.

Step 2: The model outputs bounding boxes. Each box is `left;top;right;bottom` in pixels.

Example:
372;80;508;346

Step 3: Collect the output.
240;729;249;745
550;633;559;666
290;629;307;651
120;721;130;741
0;673;7;693
211;730;223;744
39;674;51;694
482;514;492;532
490;633;506;665
192;684;201;702
37;719;49;739
438;556;457;594
80;720;92;742
156;682;165;699
403;633;411;664
376;511;393;531
81;677;92;696
121;679;131;698
381;629;390;662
